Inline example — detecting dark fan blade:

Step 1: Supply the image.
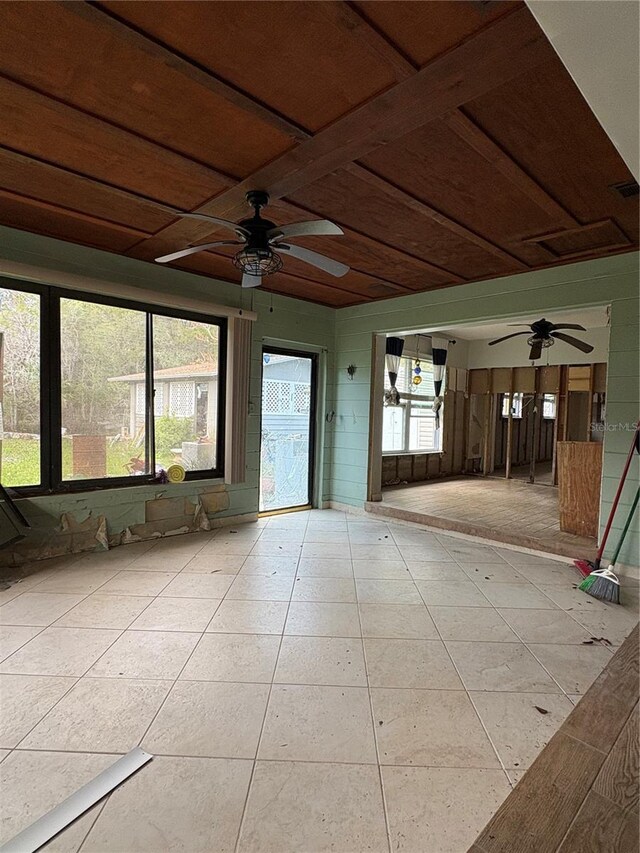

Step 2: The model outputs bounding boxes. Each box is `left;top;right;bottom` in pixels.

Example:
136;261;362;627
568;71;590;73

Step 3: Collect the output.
549;323;587;331
241;271;262;289
177;213;249;238
156;241;241;263
278;244;349;277
529;339;543;360
551;332;594;353
268;220;343;242
488;332;531;346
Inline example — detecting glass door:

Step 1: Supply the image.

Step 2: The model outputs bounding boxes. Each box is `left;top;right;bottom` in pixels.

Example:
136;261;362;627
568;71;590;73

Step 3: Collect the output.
260;348;316;512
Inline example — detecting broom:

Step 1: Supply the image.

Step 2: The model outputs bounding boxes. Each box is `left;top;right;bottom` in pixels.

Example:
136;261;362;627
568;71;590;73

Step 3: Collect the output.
579;487;639;603
574;424;639;577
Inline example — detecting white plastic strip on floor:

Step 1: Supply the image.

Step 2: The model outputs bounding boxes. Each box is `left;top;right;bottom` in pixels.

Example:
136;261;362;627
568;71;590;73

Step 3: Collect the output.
0;748;152;853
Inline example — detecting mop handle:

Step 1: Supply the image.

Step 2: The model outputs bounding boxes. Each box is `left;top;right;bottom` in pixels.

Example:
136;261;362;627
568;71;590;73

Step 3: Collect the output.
597;423;639;561
610;487;639;567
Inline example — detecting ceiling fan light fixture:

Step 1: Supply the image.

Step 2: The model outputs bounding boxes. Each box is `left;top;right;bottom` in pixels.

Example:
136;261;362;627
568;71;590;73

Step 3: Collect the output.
232;246;283;277
527;334;554;348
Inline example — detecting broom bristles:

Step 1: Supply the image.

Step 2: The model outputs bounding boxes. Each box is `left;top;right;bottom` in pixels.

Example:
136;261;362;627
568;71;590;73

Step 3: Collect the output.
584;568;621;604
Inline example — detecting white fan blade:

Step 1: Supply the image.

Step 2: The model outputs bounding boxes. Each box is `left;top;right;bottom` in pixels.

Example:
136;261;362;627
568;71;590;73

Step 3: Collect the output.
278;244;349;277
155;241;241;264
178;213;249;238
242;271;262;288
268;220;343;242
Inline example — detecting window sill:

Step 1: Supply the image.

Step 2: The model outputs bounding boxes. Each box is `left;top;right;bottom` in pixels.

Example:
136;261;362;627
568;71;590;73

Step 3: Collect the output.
382;450;443;457
8;471;225;499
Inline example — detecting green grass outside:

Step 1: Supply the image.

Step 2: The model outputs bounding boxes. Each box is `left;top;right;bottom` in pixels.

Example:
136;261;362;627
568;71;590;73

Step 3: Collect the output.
1;437;178;487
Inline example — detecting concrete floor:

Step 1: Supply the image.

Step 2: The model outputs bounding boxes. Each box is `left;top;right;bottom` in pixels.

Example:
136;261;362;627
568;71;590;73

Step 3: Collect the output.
373;475;595;558
0;510;638;852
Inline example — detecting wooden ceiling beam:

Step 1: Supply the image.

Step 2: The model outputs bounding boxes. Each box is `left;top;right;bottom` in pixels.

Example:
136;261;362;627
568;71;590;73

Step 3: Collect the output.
345;162;529;269
314;2;417;82
444;109;579;229
65;1;311;143
129;6;553;260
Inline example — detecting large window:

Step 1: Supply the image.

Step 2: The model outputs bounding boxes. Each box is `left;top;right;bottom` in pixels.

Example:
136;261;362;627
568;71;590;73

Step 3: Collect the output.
0;288;41;486
0;280;226;493
382;355;442;454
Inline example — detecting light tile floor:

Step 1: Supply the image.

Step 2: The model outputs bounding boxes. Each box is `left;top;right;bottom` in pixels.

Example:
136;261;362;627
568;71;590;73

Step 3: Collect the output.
0;510;638;853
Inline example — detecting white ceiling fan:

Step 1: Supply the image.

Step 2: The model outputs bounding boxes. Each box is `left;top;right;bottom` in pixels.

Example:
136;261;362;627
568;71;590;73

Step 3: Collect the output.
156;190;350;288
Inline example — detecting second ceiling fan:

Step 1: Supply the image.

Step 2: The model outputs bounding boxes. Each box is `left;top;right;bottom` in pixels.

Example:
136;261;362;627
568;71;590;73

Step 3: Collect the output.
155;190;350;288
488;318;595;360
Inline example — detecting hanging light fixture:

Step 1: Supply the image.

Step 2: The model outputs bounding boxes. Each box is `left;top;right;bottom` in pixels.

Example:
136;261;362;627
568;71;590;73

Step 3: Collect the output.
232;246;283;276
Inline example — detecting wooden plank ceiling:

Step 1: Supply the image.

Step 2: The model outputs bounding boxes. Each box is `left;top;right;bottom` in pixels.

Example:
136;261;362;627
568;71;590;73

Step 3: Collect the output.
0;0;637;307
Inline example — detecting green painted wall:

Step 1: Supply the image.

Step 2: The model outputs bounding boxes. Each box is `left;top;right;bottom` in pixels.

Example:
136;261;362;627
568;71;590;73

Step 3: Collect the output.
0;226;335;549
1;226;638;567
331;252;639;567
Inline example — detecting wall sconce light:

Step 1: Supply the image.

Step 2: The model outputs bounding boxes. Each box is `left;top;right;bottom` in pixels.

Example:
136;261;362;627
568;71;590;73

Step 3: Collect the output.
347;364;357;380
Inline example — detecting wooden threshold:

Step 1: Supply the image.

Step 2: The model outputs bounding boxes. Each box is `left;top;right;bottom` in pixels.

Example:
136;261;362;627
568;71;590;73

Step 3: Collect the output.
364;499;594;560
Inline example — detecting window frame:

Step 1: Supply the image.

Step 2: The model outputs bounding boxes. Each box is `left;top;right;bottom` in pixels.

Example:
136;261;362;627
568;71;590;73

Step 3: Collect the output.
501;392;524;419
382;354;442;456
1;277;227;496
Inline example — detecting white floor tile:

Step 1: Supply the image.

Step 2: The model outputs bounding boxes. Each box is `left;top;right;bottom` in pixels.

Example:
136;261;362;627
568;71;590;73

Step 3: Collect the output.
0;593;86;626
207;600;288;635
0;627;120;677
364;638;462;689
382;766;510;853
471;691;574;769
275;636;367;686
0;674;75;748
181;633;280;683
372;688;499;768
238;761;388;853
21;677;170;752
259;684;377;764
129;597;220;632
0;750;118;851
82;756;253;852
285;602;361;637
87;630;199;679
143;680;269;758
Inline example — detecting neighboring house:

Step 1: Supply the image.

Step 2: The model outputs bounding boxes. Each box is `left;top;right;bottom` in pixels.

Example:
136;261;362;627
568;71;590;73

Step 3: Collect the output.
108;362;218;440
109;354;311;443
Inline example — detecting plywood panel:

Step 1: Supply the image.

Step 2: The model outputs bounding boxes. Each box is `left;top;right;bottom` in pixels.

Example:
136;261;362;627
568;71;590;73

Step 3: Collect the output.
361;118;552;260
469;369;490;395
466;55;639;244
491;368;512;394
557;441;603;536
0;77;226;208
0;149;175;233
593;362;608;393
514;366;536;393
539;365;561;394
290;169;511;279
0;2;292;176
100;0;399;132
354;0;521;68
568;366;592;392
0;193;142;253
